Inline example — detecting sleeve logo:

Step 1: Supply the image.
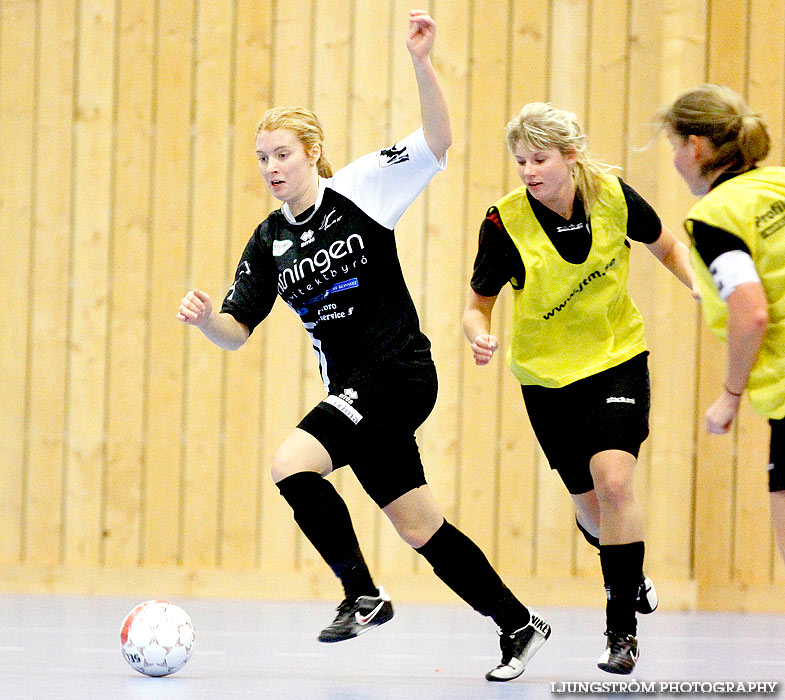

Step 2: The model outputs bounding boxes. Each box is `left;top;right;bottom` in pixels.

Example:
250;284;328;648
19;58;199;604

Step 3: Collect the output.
378;143;410;167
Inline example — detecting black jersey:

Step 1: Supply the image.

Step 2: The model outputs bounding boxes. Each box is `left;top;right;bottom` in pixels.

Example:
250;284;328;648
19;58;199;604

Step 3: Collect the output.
471;178;662;297
222;129;445;391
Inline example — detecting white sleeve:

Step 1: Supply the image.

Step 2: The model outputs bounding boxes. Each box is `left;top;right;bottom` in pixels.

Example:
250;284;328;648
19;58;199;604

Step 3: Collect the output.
327;128;447;230
709;249;761;301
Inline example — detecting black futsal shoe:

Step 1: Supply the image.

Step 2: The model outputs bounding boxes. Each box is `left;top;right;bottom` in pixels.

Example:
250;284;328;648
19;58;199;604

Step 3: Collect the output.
485;611;551;681
318;586;394;643
635;575;658;614
597;631;639;674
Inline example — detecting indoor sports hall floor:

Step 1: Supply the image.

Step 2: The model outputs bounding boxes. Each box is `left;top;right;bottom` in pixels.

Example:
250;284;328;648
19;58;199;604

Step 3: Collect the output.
0;594;782;699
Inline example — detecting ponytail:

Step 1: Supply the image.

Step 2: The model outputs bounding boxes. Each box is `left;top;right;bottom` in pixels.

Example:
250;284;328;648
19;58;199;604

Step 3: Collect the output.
657;84;770;174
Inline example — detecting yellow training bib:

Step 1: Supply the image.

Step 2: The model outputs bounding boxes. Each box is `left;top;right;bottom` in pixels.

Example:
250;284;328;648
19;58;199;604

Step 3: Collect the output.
686;167;785;419
495;175;647;388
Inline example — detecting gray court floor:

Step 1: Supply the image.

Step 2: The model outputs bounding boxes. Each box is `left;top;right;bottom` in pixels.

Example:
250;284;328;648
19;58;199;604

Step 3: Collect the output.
0;593;782;699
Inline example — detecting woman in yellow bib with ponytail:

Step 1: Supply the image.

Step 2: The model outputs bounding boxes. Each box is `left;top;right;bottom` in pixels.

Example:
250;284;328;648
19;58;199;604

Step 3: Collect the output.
462;103;695;676
659;84;785;567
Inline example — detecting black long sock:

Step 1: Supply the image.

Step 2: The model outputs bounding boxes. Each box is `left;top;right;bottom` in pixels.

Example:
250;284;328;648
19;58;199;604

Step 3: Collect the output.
416;520;529;633
277;471;376;599
599;541;644;635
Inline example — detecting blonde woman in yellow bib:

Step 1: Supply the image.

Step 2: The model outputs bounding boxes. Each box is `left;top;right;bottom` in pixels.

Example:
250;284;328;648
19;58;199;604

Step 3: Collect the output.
659;84;785;567
463;103;695;675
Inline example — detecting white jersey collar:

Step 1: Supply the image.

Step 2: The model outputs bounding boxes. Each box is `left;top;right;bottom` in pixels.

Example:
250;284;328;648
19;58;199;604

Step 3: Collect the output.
280;177;328;225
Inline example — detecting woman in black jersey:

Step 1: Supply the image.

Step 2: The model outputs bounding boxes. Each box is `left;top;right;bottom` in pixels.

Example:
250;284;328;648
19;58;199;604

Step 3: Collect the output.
177;10;548;683
462;102;696;675
659;84;785;564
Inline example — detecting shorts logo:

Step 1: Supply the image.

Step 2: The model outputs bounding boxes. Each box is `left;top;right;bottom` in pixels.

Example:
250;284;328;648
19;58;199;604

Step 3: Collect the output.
340;388;358;403
273;240;293;256
325;394;363;425
606;396;635;404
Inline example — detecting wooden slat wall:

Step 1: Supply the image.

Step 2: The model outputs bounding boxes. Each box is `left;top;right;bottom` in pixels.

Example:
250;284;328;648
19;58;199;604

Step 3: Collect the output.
1;0;782;610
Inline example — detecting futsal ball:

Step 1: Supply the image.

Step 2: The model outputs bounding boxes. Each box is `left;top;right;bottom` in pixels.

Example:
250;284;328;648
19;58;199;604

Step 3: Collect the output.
120;600;196;677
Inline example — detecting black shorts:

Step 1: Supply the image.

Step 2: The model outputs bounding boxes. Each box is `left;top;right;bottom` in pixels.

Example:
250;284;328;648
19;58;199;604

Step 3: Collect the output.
768;417;785;492
521;352;651;495
297;361;438;508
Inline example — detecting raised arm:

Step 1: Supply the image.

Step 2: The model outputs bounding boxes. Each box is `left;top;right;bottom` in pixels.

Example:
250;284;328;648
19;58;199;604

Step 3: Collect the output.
177;288;250;350
644;225;698;294
406;9;451;162
463;289;500;366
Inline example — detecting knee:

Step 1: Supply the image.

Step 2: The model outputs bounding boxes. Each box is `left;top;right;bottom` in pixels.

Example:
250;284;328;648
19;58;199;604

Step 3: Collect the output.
271;444;300;483
389;511;444;549
593;472;634;509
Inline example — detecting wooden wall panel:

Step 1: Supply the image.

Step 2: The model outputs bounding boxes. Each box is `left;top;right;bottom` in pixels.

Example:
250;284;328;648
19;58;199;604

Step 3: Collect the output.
103;0;155;568
24;0;75;566
0;0;782;611
0;0;36;563
143;0;193;568
63;0;116;566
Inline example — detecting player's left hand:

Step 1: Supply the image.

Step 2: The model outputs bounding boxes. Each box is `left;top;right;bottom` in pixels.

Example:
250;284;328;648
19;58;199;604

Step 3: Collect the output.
705;391;740;434
406;9;436;60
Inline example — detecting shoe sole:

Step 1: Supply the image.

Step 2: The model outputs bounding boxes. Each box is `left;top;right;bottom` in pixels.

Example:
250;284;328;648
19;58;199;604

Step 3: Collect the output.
598;645;638;675
598;660;636;674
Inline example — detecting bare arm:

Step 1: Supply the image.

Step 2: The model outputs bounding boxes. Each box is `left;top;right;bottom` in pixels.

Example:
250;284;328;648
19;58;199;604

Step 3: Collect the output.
705;280;769;434
406;10;451;162
644;225;698;294
462;289;499;365
176;288;250;351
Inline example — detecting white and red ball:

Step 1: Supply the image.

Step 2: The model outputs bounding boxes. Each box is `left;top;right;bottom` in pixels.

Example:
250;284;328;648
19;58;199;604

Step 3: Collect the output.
120;600;195;677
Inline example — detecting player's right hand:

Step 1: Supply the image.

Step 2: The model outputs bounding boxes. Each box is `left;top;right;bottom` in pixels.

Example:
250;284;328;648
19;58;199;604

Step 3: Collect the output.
177;289;213;328
406;9;436;60
470;334;499;366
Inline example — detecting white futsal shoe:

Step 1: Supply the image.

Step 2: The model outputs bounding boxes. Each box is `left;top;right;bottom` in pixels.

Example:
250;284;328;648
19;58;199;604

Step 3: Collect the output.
485;611;551;681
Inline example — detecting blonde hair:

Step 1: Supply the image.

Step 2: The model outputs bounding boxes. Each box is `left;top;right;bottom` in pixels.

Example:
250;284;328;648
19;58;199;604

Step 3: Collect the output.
256;106;333;177
505;102;615;212
657;84;770;175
